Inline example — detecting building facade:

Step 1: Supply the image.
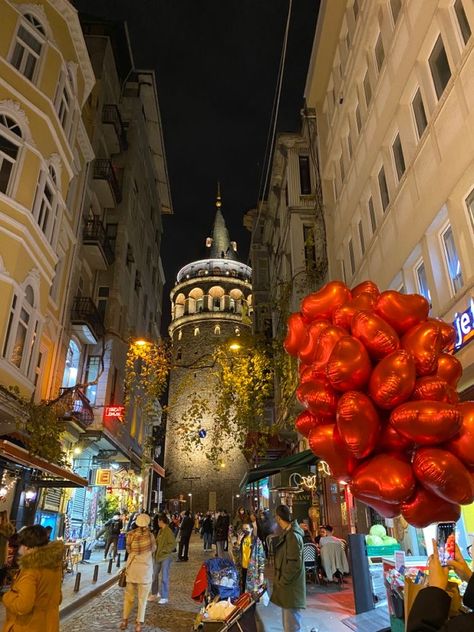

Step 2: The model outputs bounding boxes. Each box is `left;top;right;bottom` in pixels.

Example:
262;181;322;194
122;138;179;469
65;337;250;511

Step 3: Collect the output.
165;194;252;513
305;0;474;543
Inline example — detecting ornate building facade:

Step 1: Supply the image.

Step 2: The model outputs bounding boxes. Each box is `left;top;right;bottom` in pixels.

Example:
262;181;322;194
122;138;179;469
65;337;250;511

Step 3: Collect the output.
165;193;252;513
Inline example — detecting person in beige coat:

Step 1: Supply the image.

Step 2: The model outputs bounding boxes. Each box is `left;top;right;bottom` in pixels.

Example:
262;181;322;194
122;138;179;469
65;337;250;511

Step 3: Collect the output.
2;524;64;632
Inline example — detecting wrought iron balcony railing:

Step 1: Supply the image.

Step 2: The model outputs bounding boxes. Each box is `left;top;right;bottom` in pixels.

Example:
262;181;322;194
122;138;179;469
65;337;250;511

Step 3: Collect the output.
83;217;115;265
60;387;95;429
102;104;127;151
92;158;122;205
71;296;105;342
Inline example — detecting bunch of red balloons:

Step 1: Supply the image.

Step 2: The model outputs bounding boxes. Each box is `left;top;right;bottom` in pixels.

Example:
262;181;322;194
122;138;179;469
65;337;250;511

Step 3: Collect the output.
285;280;474;528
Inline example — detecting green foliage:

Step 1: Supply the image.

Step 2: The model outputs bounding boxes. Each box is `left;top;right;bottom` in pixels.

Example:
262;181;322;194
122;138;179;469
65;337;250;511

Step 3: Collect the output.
98;494;120;522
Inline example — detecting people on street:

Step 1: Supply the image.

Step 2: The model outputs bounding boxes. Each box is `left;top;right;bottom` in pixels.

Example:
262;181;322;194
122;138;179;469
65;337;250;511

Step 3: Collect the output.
2;524;64;632
232;506;250;536
271;504;306;632
407;539;474;632
201;512;214;552
177;510;193;561
0;511;15;586
102;513;123;559
121;513;156;632
214;509;230;558
149;513;175;604
233;522;265;595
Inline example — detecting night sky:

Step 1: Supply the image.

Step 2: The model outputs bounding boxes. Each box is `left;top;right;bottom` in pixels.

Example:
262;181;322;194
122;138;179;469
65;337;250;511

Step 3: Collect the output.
73;0;319;309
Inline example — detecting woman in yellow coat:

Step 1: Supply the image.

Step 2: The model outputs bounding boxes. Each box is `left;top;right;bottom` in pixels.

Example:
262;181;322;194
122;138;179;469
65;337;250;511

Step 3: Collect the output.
2;524;64;632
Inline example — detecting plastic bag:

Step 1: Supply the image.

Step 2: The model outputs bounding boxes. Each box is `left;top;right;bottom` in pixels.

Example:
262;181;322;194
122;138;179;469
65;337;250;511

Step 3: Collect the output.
261;590;270;607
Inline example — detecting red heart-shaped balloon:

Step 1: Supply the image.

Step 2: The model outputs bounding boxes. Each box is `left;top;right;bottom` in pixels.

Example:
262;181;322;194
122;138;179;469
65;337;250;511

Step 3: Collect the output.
377;422;415;455
413;447;474;505
369;350;416;409
445;402;474;468
351;311;400;359
308;325;347;376
326;336;372;392
375;291;430;335
354;493;401;519
351;280;380;300
295;410;324;438
436;353;462;387
284;312;308;357
401;321;442;376
296;380;338;419
308;424;358;481
350;453;416;504
390;401;461;445
298;320;331;365
336;392;380;459
427;318;456;350
412;376;453;402
301;281;352;322
401;487;461;528
333;293;378;331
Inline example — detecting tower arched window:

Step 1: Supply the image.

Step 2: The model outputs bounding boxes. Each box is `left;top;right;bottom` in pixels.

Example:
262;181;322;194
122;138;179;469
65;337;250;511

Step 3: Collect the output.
0;115;23;195
32;163;60;245
9;13;46;82
194;327;200;336
214;325;221;335
2;283;40;377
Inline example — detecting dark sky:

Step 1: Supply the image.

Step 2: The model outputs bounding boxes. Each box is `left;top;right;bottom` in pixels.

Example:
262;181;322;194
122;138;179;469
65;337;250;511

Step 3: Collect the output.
73;0;319;299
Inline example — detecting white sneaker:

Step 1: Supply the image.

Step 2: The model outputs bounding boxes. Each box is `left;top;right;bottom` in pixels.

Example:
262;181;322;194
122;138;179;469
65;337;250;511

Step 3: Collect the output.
147;594;159;602
158;598;168;604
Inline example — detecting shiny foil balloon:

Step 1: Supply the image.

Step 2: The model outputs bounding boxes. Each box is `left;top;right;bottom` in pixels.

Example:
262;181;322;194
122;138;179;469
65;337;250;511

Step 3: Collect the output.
377;422;414;455
351;310;400;359
401;487;461;528
350;453;416;504
308;424;358;481
284;312;308;357
412;375;452;402
301;281;352;322
413;447;474;505
336;391;380;459
354;493;401;519
295;410;323;438
333;292;377;331
436;352;463;387
375;291;430;335
401;321;442;376
369;350;416;409
296;380;338;419
298;319;331;365
445;402;474;468
309;326;347;376
428;318;456;350
390;401;461;445
326;336;372;392
351;280;380;300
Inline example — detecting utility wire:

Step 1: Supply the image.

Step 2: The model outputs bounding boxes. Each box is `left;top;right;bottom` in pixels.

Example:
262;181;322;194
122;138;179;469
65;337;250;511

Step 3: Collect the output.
247;0;293;266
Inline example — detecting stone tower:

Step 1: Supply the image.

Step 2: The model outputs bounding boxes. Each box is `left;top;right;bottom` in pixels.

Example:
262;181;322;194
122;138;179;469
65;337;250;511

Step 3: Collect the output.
164;190;252;513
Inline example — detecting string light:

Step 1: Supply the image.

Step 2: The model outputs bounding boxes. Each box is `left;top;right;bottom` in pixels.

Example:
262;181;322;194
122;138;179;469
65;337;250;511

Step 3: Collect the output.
0;472;15;501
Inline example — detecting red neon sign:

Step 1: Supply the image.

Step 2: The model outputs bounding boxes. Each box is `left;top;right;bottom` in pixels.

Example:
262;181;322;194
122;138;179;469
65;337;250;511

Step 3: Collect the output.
104;406;125;422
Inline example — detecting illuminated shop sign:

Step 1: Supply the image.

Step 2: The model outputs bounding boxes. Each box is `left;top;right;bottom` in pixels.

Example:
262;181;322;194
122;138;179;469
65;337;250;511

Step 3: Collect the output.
453;298;474;351
104;406;125;422
95;469;112;486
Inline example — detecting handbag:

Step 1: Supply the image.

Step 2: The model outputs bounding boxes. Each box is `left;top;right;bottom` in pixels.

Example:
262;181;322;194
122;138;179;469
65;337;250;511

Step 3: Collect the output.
118;553;135;589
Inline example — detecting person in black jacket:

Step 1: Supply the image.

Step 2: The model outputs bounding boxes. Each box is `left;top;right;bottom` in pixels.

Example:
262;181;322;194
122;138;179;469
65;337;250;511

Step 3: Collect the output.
177;511;193;561
407;539;474;632
214;509;230;558
201;513;214;552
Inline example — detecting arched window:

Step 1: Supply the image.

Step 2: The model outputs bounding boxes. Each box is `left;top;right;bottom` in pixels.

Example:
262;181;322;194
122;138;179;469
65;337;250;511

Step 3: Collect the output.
32;163;60;245
0;115;23;195
2;283;40;377
10;13;46;82
55;65;75;136
214;325;221;335
62;339;81;388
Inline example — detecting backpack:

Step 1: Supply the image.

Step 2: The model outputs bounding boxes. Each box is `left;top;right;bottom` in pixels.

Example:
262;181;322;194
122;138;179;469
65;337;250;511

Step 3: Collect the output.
110;519;121;535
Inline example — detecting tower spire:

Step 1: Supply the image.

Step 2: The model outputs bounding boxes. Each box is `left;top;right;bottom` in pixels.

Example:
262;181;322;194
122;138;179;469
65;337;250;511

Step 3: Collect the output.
216;181;222;209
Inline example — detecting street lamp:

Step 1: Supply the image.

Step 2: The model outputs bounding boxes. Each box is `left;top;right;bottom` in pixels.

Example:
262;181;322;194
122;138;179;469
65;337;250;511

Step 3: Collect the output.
188;492;193;514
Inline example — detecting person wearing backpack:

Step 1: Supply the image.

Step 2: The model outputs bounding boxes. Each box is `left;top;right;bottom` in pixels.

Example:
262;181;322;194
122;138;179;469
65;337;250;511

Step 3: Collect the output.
103;514;123;560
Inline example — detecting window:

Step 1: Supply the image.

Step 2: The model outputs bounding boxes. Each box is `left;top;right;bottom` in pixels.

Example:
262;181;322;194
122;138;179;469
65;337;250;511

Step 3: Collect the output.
348;239;355;274
106;223;117;251
97;286;109;319
0;115;22;194
416;261;431;303
375;34;385;72
56;80;72;132
213;298;220;311
62;339;81;388
341;258;346;283
390;0;402;24
355;104;362;134
214;325;221;335
299;155;311;194
358;220;365;254
392;134;406;181
126;244;134;271
33;166;59;243
353;0;359;20
303;225;316;269
2;285;39;374
466;188;474;232
429;35;451;100
194;327;200;336
363;71;372;108
10;14;45;81
368;196;377;233
339;154;345;184
412;88;428;139
454;0;471;45
442;225;463;293
84;356;100;405
378;166;389;211
347;134;353;159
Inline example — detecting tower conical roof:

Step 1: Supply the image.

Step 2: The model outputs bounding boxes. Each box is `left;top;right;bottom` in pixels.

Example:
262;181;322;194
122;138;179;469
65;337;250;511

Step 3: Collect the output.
206;184;238;261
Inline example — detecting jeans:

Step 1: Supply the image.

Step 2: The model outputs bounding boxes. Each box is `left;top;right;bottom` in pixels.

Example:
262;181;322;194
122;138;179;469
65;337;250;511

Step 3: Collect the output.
203;532;213;549
123;581;151;623
282;608;303;632
151;557;172;598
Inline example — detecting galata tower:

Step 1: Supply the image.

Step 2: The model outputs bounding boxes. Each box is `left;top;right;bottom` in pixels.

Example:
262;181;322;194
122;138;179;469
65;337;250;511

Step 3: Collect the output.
164;189;252;513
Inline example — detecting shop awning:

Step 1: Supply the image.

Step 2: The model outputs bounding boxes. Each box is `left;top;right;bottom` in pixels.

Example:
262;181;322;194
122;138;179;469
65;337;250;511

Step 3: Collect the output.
0;440;89;488
240;449;318;488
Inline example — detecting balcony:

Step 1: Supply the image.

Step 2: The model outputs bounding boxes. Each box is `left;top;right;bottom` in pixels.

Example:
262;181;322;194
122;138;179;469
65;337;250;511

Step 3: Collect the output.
82;217;115;270
70;297;105;345
92;159;122;207
60;387;95;430
102;104;127;154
